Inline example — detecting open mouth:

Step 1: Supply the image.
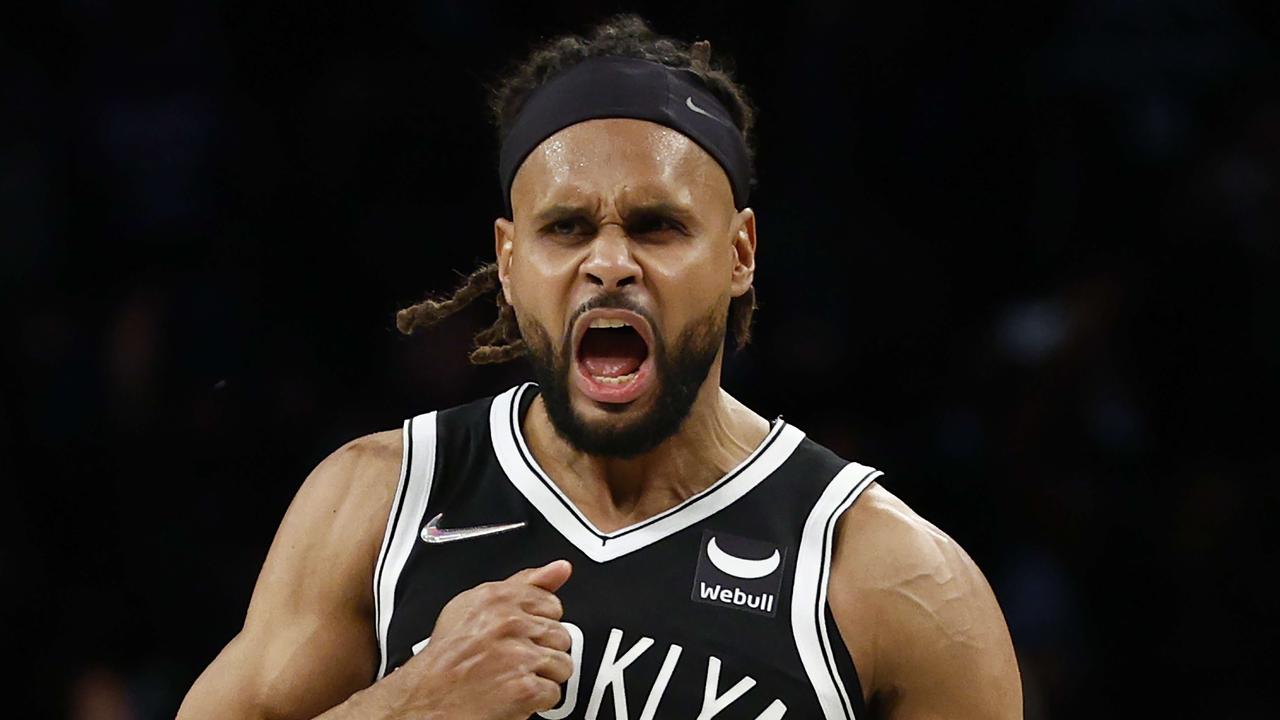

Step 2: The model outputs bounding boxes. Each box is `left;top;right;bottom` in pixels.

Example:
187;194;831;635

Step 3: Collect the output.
572;310;655;404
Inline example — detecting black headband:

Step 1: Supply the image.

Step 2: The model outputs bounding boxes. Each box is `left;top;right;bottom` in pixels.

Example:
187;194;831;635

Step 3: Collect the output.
498;55;751;217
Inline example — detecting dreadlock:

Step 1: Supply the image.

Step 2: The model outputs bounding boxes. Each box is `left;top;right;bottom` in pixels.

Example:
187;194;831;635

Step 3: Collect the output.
396;14;759;363
395;263;529;364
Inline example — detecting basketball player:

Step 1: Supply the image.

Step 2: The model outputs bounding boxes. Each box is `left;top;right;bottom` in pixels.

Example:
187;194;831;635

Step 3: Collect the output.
178;15;1021;720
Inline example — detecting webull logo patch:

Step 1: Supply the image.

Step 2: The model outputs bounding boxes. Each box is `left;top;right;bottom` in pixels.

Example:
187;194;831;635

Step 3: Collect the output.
691;530;787;617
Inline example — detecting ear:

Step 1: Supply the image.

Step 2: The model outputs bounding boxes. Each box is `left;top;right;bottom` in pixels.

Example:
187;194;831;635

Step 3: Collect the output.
494;216;516;305
729;208;756;298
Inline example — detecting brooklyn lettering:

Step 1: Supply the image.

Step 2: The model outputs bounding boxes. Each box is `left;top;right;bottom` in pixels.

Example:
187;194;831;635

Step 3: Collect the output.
546;625;786;720
412;624;788;718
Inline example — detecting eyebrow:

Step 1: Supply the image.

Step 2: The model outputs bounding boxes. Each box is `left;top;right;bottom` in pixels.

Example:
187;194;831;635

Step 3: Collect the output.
623;201;697;224
532;201;697;225
532;203;594;225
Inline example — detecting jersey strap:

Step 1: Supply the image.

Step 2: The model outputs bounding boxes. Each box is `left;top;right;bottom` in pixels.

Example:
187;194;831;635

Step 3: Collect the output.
372;411;439;679
792;461;883;720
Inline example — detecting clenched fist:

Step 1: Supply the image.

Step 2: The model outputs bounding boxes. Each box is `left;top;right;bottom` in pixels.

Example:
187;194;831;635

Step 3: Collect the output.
375;560;575;720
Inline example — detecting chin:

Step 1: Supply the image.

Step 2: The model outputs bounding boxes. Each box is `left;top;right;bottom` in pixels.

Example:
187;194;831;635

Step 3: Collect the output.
544;377;680;459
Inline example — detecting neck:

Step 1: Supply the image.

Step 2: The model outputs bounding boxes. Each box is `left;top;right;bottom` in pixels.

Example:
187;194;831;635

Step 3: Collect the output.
522;362;771;533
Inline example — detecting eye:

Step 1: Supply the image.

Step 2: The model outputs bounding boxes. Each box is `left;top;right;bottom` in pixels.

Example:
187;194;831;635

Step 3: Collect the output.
628;213;686;236
542;216;592;237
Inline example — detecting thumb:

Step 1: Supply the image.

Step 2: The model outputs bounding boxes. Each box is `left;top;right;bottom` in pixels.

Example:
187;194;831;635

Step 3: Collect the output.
513;559;573;592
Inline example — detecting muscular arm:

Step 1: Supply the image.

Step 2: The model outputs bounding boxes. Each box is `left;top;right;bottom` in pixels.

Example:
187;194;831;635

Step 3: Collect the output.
177;430;404;720
829;484;1022;719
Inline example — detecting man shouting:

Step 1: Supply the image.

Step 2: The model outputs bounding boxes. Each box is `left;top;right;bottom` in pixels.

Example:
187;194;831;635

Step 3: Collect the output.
178;14;1022;720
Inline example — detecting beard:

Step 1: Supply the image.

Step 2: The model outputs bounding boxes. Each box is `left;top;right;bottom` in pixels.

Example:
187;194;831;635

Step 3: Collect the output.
521;296;726;459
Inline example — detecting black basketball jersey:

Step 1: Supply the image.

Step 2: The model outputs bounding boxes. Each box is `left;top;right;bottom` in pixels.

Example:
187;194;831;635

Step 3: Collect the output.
373;383;883;719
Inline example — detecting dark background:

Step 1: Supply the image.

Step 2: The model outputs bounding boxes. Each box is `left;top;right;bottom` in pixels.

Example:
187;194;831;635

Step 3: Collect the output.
3;1;1278;717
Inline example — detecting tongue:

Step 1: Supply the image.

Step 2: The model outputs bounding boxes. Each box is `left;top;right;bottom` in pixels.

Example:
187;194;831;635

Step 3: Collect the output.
579;328;647;378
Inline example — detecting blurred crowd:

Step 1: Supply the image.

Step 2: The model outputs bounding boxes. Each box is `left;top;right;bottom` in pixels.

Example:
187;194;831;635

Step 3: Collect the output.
2;1;1277;717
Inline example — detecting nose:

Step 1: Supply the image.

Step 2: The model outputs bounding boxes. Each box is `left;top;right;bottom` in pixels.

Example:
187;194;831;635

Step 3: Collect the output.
581;223;641;290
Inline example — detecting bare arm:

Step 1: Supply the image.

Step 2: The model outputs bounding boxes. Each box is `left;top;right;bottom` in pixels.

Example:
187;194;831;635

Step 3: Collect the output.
176;429;578;720
176;430;403;720
829;484;1022;719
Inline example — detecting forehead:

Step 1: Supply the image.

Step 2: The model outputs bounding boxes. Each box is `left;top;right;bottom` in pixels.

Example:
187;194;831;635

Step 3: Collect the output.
509;118;733;213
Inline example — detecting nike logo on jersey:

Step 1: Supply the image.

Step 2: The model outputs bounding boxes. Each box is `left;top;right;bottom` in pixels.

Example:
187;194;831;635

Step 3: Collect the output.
420;513;526;544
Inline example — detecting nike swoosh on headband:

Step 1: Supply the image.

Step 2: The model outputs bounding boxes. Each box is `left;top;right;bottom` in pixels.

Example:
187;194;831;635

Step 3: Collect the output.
686;95;717;119
420;513;527;544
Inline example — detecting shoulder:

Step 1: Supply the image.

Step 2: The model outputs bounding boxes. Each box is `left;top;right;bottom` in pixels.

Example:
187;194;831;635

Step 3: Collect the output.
834;482;970;591
828;483;1021;712
267;428;407;608
291;428;405;522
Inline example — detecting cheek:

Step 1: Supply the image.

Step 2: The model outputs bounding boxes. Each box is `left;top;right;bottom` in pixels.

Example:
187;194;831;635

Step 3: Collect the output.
509;243;578;330
647;243;733;329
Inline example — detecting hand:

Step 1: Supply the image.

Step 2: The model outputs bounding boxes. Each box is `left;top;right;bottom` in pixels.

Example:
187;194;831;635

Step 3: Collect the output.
378;560;575;720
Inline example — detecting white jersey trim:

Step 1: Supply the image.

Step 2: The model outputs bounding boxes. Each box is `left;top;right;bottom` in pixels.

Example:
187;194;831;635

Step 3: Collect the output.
490;383;806;563
791;461;881;720
373;411;439;679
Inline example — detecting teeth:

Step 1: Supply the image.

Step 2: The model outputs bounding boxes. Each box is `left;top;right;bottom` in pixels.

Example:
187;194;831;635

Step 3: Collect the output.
589;318;630;329
593;371;638;385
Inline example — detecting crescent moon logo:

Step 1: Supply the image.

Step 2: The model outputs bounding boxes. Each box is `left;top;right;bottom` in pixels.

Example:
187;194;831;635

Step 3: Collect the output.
707;536;781;579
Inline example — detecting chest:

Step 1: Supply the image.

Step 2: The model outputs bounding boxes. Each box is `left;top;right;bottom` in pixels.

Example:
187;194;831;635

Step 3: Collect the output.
374;391;874;719
388;513;807;720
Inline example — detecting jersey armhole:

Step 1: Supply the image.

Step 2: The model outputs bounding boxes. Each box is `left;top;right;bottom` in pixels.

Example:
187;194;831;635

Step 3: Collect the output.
371;412;439;680
791;462;882;720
